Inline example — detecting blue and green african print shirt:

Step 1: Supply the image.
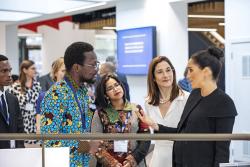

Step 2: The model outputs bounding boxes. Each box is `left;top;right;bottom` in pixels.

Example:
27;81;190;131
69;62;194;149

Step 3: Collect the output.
40;75;95;167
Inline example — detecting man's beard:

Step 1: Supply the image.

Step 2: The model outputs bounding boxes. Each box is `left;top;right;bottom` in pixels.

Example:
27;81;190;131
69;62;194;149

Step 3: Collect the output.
80;75;96;84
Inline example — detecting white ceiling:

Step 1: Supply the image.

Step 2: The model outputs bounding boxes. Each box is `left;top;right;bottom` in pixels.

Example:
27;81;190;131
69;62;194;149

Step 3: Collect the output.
0;0;116;23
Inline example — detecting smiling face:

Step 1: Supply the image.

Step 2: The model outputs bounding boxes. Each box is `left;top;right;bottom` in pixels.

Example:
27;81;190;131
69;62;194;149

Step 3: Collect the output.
186;58;205;89
105;78;124;101
154;61;174;89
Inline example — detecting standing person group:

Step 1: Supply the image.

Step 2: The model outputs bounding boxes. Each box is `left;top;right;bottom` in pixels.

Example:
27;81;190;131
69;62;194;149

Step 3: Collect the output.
137;47;237;167
9;60;41;147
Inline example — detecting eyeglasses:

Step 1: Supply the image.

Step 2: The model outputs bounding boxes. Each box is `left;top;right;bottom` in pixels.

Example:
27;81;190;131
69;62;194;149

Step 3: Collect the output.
106;82;121;92
83;61;100;70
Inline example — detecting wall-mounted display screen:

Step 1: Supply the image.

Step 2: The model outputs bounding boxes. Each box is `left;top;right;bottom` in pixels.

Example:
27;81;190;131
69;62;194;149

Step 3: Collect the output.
117;26;156;75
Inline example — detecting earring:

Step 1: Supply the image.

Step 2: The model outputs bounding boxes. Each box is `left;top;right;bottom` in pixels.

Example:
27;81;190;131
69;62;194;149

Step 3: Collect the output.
106;97;110;104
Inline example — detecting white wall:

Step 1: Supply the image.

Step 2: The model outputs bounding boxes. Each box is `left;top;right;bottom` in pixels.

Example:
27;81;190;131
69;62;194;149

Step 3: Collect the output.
0;23;19;74
116;0;188;107
0;23;6;55
6;24;19;74
225;0;250;162
37;21;96;75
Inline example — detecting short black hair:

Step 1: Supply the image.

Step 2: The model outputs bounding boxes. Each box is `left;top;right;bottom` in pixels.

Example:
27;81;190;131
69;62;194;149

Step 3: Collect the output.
0;54;8;62
191;46;224;80
64;42;94;71
95;74;126;108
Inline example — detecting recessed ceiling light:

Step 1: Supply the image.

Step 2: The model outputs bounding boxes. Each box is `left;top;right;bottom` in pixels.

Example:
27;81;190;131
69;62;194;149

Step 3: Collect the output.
188;28;217;32
188;15;225;19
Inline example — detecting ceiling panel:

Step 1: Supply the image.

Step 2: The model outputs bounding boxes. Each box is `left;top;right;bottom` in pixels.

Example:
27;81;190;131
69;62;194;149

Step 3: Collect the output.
0;0;115;22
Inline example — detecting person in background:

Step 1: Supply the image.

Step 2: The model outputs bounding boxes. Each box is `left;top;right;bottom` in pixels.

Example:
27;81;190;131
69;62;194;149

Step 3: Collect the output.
35;57;65;133
106;56;130;101
137;47;238;167
38;61;55;92
98;62;116;78
92;74;150;167
178;68;192;93
0;54;24;149
40;42;100;167
9;60;41;147
11;74;19;83
145;56;189;167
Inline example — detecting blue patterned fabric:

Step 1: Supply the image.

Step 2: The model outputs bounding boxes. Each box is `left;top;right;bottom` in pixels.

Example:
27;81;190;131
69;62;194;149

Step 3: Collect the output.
40;76;95;167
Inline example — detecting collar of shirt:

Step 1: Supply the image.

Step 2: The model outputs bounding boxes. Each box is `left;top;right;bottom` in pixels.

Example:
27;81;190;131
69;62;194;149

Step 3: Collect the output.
0;89;6;98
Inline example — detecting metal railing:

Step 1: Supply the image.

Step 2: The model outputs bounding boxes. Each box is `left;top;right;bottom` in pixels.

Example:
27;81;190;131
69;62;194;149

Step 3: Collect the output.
1;133;250;141
1;133;250;167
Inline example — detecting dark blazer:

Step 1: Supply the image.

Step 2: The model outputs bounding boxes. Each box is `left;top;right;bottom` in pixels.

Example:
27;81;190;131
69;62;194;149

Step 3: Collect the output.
157;88;237;167
0;92;24;149
38;73;54;92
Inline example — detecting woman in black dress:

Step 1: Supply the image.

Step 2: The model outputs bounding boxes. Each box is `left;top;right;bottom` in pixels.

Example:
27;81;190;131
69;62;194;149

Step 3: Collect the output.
137;46;237;167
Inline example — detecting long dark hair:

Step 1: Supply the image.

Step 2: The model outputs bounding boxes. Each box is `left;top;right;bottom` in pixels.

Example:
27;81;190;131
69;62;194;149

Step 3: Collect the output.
191;46;224;81
95;74;126;108
147;56;180;106
19;60;35;93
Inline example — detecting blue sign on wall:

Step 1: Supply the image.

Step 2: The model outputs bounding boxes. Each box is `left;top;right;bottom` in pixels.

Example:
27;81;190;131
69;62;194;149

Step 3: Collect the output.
117;26;156;75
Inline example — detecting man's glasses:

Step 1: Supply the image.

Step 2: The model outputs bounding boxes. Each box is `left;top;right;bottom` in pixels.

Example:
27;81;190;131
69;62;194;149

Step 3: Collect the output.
83;61;100;70
106;82;121;92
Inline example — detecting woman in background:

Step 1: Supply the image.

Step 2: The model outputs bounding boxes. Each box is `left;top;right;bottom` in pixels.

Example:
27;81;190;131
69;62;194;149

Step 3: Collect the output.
137;47;237;167
145;56;189;167
92;74;150;167
9;60;41;147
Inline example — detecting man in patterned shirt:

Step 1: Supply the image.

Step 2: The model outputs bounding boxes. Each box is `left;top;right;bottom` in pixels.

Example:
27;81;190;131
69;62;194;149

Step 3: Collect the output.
40;42;100;167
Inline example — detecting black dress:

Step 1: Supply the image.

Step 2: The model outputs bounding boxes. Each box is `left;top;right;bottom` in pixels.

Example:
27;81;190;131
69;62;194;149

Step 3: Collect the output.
157;88;237;167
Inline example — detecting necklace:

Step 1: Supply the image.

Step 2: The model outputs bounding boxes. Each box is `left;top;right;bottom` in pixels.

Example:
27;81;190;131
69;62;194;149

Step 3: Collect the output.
159;98;170;104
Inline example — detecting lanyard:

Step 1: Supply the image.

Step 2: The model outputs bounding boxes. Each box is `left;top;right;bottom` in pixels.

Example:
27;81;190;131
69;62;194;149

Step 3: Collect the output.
65;77;86;129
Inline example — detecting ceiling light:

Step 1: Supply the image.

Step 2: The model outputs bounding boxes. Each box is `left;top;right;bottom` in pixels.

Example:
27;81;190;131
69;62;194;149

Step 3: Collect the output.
218;23;225;26
188;15;225;19
64;2;107;13
103;26;116;30
188;28;217;32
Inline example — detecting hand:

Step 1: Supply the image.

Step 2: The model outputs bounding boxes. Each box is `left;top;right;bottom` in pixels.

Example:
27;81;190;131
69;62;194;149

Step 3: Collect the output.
115;163;123;167
89;140;102;155
122;160;131;167
135;107;159;131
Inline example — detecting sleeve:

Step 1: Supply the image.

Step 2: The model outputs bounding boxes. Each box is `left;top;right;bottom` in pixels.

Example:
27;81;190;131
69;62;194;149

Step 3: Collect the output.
156;124;177;133
130;110;150;165
213;117;235;167
14;96;25;148
130;137;150;165
91;110;103;133
40;86;74;148
213;96;237;167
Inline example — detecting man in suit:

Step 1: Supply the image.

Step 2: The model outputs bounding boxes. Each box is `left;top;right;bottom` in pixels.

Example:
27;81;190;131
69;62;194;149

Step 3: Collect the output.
0;54;24;149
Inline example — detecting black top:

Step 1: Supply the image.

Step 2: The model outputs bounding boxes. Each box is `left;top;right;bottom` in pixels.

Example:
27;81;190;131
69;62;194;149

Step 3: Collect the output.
157;88;237;167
